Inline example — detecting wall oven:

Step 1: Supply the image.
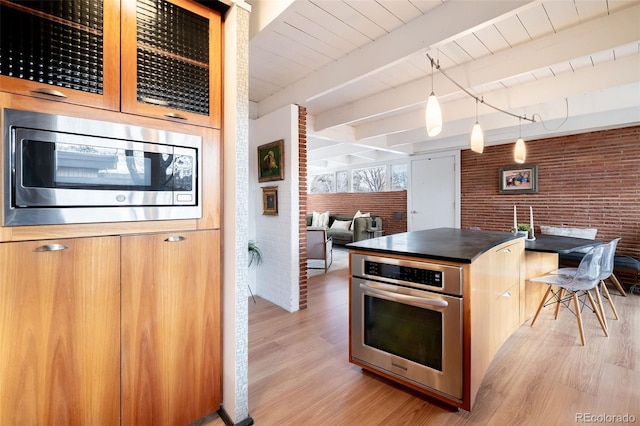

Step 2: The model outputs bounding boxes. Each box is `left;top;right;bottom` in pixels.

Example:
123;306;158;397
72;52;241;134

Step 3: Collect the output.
350;253;464;401
3;108;202;226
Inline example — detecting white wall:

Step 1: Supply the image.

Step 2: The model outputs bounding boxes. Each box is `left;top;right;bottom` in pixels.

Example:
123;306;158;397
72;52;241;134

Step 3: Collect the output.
249;104;300;312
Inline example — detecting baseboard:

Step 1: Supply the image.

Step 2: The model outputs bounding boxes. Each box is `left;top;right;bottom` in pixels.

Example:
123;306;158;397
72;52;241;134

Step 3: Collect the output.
217;405;254;426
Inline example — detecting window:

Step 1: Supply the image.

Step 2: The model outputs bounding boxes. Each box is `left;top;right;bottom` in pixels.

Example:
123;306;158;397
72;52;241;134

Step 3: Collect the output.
336;170;349;192
391;164;408;190
309;173;335;193
352;166;386;192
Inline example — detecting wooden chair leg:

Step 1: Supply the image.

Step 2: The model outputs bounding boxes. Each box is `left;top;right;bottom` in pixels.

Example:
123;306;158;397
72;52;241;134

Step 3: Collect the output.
600;280;619;320
573;293;585;346
592;284;608;332
609;273;627;297
531;285;552;326
587;290;608;337
554;287;565;319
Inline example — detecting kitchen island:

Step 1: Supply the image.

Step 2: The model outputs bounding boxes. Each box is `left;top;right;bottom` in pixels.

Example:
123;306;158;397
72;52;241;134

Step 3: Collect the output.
347;228;524;411
348;227;522;262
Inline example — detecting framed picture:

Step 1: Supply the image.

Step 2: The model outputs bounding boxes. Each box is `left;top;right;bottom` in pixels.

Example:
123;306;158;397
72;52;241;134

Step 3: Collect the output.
258;139;284;182
499;164;538;194
262;186;278;215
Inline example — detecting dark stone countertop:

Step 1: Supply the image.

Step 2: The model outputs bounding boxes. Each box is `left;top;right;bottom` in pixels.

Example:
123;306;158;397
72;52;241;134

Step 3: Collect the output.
346;227;521;264
524;234;602;253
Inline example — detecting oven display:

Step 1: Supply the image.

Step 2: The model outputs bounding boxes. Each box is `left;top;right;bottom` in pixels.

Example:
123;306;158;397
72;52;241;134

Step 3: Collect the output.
364;261;442;287
364;295;443;371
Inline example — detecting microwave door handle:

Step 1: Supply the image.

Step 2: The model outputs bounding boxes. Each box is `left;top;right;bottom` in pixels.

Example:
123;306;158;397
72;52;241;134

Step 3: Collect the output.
359;283;448;310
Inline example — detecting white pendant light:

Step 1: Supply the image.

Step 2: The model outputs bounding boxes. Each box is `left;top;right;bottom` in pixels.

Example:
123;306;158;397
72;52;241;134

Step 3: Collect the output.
426;94;442;136
470;99;484;153
514;117;526;163
514;138;526;163
425;58;442;137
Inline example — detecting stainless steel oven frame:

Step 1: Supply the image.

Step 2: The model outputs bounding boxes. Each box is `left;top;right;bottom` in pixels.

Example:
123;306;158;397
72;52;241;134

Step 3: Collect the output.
350;253;464;401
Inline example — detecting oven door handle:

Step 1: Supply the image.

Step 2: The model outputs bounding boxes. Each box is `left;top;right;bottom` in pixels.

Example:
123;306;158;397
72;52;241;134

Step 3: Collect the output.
359;283;449;309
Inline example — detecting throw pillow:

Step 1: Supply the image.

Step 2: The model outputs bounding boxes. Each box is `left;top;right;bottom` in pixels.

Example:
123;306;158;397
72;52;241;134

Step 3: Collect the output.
350;210;371;230
311;211;322;227
330;219;352;231
319;211;330;228
312;211;330;228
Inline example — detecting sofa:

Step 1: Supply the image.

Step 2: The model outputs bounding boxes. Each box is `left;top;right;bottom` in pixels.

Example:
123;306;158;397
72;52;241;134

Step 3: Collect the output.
306;213;382;246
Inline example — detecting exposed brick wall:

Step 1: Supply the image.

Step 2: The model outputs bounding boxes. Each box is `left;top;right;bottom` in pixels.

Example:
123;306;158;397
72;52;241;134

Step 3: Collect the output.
461;125;640;284
298;106;308;310
307;191;408;236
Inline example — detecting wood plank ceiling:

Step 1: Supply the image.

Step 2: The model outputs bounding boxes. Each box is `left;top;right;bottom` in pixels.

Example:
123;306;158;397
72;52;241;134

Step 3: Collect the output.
248;0;640;173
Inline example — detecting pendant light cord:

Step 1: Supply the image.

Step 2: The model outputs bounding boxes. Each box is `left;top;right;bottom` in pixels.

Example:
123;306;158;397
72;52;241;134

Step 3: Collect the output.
427;54;535;123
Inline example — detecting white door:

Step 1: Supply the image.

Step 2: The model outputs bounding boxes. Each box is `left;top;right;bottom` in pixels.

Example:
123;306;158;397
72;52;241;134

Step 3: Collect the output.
410;155;456;231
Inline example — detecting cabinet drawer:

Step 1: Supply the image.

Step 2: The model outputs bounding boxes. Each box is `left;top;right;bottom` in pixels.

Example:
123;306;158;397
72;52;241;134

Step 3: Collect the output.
491;240;522;294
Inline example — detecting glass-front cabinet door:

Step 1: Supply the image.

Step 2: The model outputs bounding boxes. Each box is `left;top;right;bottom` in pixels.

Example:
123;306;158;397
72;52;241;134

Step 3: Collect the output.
0;0;120;110
121;0;222;128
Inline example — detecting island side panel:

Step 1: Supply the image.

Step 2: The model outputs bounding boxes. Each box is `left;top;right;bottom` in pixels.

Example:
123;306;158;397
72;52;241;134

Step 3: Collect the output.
468;238;524;410
522;251;559;323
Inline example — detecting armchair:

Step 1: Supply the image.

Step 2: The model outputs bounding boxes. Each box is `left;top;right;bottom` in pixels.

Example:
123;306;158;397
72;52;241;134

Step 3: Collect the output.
307;227;333;273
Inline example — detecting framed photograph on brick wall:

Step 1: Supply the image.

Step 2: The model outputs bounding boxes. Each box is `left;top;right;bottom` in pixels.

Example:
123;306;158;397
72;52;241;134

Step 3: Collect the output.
499;164;538;194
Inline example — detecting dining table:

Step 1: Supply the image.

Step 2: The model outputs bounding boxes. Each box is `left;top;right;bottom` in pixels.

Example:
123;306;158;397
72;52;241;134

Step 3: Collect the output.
524;234;602;254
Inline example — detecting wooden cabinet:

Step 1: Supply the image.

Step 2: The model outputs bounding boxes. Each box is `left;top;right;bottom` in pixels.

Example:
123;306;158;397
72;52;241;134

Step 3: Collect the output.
121;229;221;424
468;238;523;410
0;231;220;424
121;0;222;127
0;0;120;110
0;236;120;425
490;241;522;349
1;0;222;127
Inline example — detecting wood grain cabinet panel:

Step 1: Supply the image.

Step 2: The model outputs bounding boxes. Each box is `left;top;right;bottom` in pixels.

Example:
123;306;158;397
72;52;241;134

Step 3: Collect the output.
121;229;221;425
491;241;522;348
0;0;120;110
468;238;523;410
0;0;222;127
0;236;120;425
121;0;222;127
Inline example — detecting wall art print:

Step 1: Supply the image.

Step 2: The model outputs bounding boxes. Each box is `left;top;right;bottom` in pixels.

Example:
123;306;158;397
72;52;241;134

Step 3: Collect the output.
499;164;538;194
258;139;284;182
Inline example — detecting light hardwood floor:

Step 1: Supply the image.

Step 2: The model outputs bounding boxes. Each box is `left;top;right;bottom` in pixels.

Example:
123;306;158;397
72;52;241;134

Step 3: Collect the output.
210;248;639;425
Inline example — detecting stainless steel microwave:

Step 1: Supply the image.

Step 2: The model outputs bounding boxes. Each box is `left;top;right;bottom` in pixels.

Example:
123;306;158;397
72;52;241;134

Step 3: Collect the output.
3;109;202;226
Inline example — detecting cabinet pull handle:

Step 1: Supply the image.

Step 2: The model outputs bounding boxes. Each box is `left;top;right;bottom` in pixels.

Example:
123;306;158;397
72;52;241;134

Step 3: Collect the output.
164;235;186;242
165;112;187;120
34;243;68;252
503;248;511;253
140;97;169;106
502;291;512;298
30;88;67;98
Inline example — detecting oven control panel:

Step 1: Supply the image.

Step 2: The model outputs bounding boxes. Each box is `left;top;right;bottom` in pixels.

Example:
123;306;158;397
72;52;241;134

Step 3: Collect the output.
352;253;463;296
364;261;442;286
